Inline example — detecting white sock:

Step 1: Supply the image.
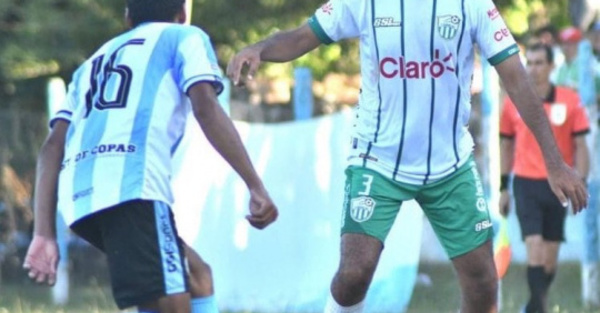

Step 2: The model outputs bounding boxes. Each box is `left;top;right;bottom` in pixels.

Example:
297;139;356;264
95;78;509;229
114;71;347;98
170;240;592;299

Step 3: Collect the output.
324;293;365;313
191;295;219;313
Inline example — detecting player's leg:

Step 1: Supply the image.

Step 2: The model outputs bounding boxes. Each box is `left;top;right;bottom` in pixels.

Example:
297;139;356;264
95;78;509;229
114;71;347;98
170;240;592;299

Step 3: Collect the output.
451;240;498;313
325;166;414;312
184;244;219;313
535;186;568;313
327;233;382;309
418;157;497;313
523;235;547;313
541;240;560;298
96;200;191;313
514;177;563;313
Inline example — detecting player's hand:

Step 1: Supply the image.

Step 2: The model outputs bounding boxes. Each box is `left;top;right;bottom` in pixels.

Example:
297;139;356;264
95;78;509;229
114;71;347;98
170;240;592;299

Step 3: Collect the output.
499;190;511;217
246;187;278;230
547;163;588;214
226;46;262;87
23;235;59;286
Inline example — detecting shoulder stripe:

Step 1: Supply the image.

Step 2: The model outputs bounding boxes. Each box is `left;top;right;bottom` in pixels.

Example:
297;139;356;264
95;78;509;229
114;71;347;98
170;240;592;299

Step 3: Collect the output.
573;129;590;136
308;16;334;45
488;44;520;65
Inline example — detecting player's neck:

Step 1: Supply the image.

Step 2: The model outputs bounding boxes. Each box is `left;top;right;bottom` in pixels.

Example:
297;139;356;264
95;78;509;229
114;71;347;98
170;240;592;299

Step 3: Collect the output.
535;82;552;102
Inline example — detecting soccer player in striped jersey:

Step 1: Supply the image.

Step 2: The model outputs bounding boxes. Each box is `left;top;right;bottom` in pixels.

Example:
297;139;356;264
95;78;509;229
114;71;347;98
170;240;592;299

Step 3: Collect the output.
22;1;278;312
227;0;588;312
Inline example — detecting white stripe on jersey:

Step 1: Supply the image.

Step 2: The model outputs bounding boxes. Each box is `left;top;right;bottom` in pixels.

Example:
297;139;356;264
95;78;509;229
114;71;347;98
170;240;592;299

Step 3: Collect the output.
310;0;518;184
53;23;223;225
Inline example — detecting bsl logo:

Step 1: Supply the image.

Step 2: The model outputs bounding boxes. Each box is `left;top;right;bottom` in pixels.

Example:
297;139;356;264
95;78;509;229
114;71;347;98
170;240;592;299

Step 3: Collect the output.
374;17;401;28
380;49;455;79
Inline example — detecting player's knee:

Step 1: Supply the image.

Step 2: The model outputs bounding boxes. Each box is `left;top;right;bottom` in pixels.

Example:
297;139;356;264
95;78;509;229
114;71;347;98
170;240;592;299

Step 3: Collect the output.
188;259;214;297
189;258;212;277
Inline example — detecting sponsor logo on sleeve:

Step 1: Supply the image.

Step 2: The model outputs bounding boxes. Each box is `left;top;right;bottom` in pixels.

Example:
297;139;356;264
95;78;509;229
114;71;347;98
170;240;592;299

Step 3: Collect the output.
487;8;500;20
437;15;461;40
320;2;333;15
494;28;511;42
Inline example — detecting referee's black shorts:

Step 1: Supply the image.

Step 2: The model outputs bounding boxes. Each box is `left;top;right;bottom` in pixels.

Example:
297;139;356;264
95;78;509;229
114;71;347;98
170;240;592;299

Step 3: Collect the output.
513;176;567;242
71;199;189;309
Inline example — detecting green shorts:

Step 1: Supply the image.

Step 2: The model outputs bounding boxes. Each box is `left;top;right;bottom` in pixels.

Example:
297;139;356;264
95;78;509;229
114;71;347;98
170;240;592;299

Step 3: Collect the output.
341;158;493;258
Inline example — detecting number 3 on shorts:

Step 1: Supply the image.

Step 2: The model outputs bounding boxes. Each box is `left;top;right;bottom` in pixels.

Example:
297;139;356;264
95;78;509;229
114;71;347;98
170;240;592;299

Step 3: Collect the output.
358;174;374;196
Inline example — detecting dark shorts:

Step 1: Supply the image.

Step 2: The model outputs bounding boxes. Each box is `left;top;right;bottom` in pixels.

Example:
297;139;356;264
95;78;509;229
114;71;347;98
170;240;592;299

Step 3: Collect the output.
513;176;566;242
71;199;189;309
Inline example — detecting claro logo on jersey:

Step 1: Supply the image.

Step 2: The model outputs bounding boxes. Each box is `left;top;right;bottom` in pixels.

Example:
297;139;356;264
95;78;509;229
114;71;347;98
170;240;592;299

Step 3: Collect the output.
379;49;455;79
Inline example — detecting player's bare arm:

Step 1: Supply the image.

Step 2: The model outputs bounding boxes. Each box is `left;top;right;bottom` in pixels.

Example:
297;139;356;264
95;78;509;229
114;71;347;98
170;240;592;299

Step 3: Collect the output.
188;82;278;229
494;54;588;213
499;137;514;217
574;135;590;181
23;120;68;286
226;23;321;86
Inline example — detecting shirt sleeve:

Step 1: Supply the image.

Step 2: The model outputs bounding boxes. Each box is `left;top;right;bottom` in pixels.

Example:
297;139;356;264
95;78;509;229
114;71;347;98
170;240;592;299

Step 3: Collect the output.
468;0;520;66
572;102;591;136
499;97;516;138
49;81;76;129
175;26;224;95
307;0;360;44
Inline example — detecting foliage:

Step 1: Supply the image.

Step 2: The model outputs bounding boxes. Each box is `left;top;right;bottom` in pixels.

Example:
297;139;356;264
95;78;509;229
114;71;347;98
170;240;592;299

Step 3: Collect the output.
0;0;576;87
496;0;571;37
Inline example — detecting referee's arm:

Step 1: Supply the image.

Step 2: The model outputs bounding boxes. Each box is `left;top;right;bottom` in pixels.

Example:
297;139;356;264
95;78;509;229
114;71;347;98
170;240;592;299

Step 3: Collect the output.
573;134;589;182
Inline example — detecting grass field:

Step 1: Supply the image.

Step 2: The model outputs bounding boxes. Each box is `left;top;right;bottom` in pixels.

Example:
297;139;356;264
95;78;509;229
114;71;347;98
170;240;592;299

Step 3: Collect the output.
0;262;597;313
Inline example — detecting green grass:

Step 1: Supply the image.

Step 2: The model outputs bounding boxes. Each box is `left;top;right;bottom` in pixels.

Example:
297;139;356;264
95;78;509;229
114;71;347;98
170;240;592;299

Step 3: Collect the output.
408;262;599;313
0;263;597;313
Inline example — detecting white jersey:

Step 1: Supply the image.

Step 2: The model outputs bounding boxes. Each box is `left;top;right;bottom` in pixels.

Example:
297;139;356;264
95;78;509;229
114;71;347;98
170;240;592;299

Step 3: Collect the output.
52;23;223;225
309;0;519;184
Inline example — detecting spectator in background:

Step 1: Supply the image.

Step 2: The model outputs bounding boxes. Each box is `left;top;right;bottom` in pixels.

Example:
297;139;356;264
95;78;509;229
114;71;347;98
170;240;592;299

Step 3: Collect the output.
534;25;565;70
592;22;600;60
590;22;600;105
500;43;590;313
553;27;583;89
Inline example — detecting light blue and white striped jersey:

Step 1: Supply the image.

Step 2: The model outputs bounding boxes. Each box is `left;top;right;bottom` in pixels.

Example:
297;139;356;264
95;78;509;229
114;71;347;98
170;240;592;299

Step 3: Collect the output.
52;23;223;226
308;0;519;185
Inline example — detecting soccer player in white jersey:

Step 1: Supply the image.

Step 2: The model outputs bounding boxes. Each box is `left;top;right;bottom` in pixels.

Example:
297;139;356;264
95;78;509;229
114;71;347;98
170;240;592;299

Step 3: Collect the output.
22;0;278;312
227;0;588;312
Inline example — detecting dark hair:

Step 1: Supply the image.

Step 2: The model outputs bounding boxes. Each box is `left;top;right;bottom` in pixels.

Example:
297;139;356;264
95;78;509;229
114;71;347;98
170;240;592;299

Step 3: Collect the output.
126;0;185;27
533;24;558;40
526;43;554;64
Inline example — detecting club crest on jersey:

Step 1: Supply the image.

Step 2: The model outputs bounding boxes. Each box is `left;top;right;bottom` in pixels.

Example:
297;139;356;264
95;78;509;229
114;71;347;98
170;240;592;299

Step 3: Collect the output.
350;196;376;223
550;103;567;125
437;15;461;40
